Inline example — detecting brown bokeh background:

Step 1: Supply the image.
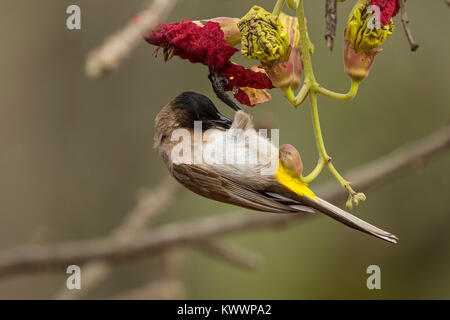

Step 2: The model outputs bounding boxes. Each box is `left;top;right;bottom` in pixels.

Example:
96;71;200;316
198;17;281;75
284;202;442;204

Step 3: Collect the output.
0;0;449;299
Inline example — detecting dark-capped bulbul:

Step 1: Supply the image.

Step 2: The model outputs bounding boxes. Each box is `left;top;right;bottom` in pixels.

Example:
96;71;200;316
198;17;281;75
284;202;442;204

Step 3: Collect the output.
154;92;398;243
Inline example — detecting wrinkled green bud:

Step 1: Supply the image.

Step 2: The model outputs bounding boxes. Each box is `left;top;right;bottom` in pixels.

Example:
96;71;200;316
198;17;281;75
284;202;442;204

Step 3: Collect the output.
238;5;290;66
345;0;394;53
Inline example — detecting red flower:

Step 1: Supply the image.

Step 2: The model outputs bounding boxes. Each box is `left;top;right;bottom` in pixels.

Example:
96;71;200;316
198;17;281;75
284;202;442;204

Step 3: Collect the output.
371;0;405;26
141;19;274;106
145;20;238;69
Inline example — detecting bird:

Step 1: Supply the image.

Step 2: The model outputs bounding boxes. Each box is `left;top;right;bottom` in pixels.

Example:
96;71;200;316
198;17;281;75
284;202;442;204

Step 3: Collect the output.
154;91;398;243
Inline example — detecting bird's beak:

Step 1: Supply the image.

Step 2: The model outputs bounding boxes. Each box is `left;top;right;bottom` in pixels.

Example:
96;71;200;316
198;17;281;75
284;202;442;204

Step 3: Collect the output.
207;114;233;129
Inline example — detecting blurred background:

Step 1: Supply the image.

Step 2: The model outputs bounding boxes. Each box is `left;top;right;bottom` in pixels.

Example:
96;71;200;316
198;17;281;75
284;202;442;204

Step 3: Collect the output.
0;0;449;299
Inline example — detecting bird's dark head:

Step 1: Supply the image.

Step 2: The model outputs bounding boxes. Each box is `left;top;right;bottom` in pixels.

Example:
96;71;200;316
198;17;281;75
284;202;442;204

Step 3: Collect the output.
154;92;232;148
171;92;232;130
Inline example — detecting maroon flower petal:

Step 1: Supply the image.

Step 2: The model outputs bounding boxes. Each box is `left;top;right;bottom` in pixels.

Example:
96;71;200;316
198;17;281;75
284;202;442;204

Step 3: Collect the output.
233;89;252;106
371;0;405;26
220;63;274;90
144;20;238;70
140;18;274;106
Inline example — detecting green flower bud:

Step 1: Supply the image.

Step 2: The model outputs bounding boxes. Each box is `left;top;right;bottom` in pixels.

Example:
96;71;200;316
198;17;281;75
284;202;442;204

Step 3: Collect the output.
238;5;290;66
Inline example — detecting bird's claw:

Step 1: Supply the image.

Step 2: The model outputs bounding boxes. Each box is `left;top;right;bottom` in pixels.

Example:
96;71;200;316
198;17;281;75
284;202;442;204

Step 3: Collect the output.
208;67;242;112
208;68;229;93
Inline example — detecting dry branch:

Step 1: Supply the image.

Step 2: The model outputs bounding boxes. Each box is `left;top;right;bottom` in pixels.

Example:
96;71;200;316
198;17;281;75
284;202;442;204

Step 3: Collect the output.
325;0;337;50
54;176;179;299
55;176;259;299
0;123;448;279
398;0;419;51
85;0;178;78
194;240;262;271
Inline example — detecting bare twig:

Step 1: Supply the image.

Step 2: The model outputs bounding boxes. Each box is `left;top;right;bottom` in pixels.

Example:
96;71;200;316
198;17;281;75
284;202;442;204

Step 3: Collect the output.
54;175;260;298
194;240;262;271
114;240;262;299
85;0;178;78
113;279;186;300
325;0;337;50
398;0;419;51
113;249;186;300
55;176;180;299
0;212;298;279
0;124;448;279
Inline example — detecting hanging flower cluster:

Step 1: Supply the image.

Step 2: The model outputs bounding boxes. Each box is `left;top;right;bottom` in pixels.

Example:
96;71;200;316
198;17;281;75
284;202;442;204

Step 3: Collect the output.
139;0;406;103
138;5;306;106
141;18;273;106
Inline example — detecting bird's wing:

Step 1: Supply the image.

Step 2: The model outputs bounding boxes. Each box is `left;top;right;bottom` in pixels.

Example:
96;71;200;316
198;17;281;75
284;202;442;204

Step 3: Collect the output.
171;163;314;214
172;164;398;244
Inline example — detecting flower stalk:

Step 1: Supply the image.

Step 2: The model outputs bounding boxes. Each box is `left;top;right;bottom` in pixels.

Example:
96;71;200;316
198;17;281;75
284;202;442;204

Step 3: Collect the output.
272;0;285;16
284;0;365;208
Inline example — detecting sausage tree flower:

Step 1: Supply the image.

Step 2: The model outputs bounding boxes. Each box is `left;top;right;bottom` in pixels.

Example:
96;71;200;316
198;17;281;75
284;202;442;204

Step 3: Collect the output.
265;13;304;91
238;7;304;91
139;4;313;106
343;0;399;81
345;0;394;53
140;18;273;106
238;6;290;66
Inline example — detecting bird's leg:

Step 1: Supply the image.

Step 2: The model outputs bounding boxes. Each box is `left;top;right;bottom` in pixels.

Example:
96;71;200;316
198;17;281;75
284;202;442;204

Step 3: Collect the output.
208;68;242;111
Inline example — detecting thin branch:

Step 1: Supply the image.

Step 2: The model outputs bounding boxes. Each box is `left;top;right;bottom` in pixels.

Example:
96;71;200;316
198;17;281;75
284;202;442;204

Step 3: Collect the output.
85;0;178;78
54;176;180;299
398;0;419;51
193;240;262;271
0;123;448;279
113;279;186;300
54;176;260;299
325;0;337;50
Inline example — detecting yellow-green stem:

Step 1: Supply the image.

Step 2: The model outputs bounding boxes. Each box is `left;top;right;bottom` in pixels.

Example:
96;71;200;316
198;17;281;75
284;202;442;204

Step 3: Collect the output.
296;0;315;84
284;83;310;107
294;0;360;201
272;0;285;16
309;91;357;196
301;158;325;183
317;79;360;101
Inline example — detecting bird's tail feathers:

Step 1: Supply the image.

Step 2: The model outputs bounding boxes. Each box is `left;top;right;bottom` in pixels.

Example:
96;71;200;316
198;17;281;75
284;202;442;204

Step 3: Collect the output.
314;197;398;244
